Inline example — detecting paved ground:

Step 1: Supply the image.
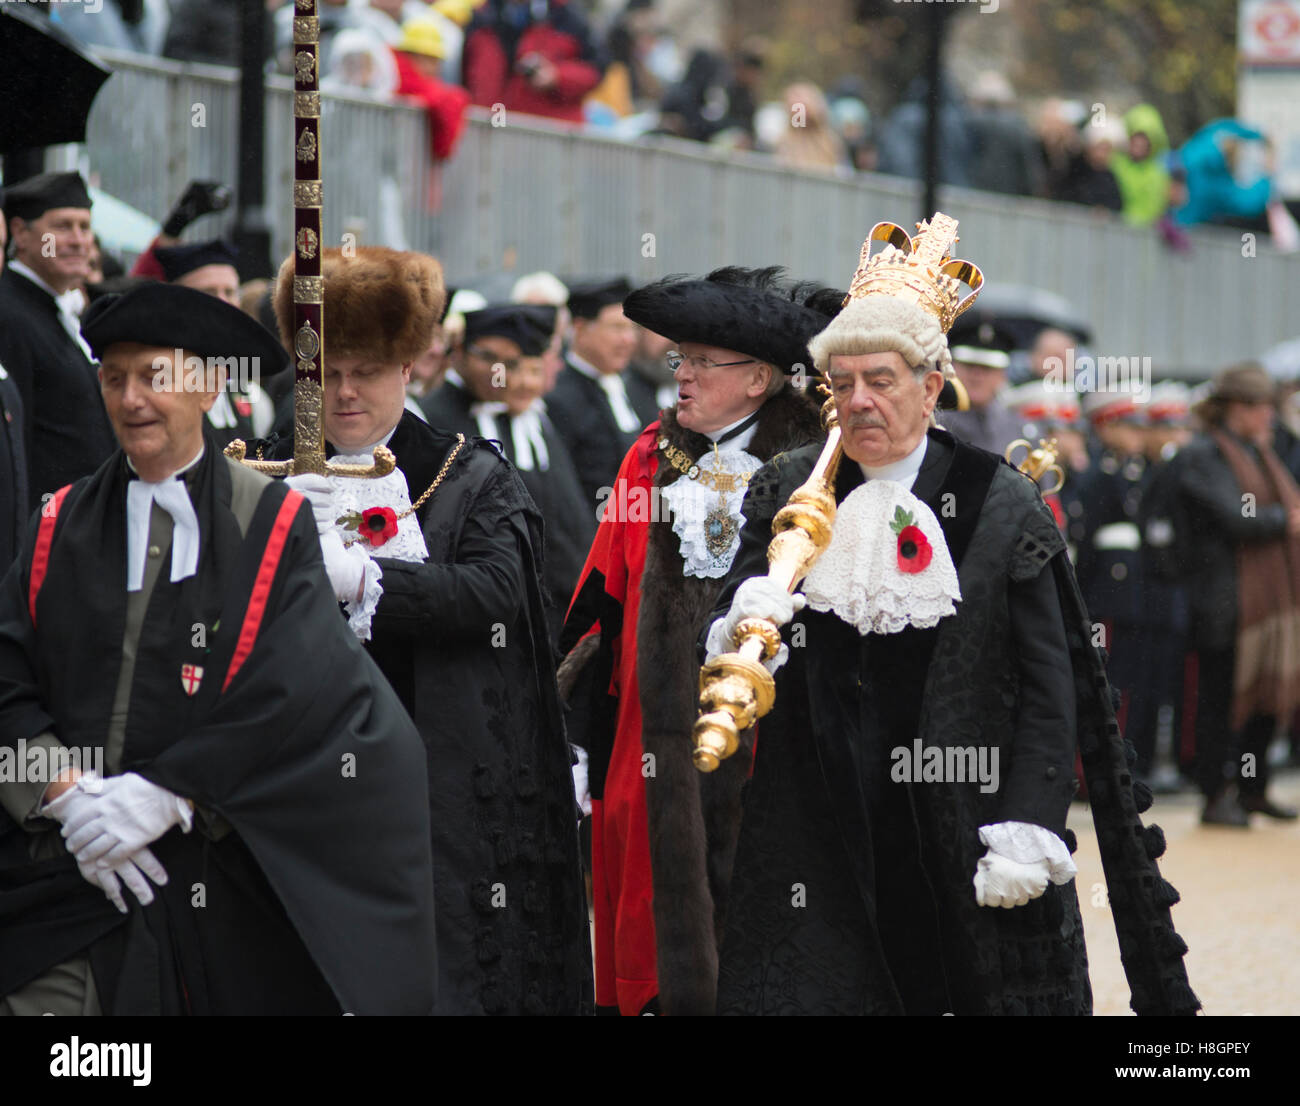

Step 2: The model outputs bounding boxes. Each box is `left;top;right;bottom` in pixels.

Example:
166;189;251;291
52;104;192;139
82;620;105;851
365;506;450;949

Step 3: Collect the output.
1068;770;1300;1016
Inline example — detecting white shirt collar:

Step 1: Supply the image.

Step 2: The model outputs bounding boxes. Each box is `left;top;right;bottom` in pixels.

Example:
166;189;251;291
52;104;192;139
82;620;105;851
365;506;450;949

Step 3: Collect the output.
126;443;206;482
858;435;929;492
444;369;468;391
703;409;761;452
333;425;398;462
8;259;61;300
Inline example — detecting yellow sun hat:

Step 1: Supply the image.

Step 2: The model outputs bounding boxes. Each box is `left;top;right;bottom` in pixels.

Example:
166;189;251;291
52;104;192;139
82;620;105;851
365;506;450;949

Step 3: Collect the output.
397;17;447;60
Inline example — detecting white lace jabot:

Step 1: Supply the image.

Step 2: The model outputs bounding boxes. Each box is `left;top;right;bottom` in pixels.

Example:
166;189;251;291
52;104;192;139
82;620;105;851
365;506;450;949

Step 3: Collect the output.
328;434;430;638
802;479;960;634
661;446;763;579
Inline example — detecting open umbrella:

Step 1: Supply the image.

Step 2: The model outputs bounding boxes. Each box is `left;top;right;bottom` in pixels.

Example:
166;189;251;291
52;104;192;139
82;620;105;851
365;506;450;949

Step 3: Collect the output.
949;282;1093;351
0;8;112;154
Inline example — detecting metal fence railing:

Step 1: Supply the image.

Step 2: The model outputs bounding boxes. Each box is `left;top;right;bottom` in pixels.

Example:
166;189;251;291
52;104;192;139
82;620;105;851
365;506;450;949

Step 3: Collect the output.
80;50;1299;373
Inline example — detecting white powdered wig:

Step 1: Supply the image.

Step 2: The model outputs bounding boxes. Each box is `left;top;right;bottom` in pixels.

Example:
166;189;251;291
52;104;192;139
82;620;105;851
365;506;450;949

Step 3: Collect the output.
807;296;952;378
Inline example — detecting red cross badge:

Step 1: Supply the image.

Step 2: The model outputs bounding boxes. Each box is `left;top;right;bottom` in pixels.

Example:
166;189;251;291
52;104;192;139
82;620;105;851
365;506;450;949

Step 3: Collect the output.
181;663;204;697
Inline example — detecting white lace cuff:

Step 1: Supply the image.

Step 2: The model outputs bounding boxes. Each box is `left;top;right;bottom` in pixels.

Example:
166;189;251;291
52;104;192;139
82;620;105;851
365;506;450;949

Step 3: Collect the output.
704;616;732;662
979;821;1077;884
344;552;384;642
703;615;787;674
571;745;592;817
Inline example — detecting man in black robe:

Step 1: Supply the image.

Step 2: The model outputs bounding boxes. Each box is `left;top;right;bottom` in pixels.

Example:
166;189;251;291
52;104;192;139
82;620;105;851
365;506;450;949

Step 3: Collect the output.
423;303;594;645
264;247;591;1014
545;277;643;512
0;283;437;1015
0;173;117;512
0;197;30;571
702;219;1197;1015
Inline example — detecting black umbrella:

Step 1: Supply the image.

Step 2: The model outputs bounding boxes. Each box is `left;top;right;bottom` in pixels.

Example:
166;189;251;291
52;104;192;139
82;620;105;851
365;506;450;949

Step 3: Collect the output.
0;8;112;155
949;283;1093;352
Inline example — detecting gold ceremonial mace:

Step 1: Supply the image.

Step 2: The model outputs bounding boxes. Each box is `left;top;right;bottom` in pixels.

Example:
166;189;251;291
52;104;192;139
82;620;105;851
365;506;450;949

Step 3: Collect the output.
1006;438;1065;494
690;212;983;773
225;0;394;480
691;394;844;772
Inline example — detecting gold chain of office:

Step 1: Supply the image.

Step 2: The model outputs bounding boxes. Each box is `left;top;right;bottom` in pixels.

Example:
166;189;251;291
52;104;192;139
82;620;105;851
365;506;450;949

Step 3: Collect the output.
658;437;753;494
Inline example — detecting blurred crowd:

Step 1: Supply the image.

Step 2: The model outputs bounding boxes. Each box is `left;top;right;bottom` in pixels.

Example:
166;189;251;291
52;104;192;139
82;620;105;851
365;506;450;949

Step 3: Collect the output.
41;0;1295;247
942;308;1300;826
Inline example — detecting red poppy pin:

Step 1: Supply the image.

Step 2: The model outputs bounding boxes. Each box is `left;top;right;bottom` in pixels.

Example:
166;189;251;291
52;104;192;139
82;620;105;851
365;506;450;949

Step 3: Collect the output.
338;506;400;548
890;506;932;574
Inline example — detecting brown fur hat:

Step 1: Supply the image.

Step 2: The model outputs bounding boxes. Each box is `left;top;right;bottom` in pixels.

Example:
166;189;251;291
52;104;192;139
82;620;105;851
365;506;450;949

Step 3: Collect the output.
273;246;445;364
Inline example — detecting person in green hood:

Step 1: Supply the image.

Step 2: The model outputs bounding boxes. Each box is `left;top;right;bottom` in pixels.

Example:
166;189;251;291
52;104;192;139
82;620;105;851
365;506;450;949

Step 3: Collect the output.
1111;104;1174;226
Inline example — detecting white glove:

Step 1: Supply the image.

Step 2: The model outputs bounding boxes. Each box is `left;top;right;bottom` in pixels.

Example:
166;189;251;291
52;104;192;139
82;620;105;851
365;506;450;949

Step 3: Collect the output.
285;473;336;535
60;772;193;870
319;528;370;603
42;777;172;912
571;745;592;818
722;578;805;647
76;848;170;914
973;849;1051;909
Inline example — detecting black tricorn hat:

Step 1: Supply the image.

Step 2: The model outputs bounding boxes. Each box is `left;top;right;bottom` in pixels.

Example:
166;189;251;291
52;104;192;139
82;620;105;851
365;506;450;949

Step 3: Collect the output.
463;303;557;357
154;238;240;282
622;266;844;375
82;282;288;370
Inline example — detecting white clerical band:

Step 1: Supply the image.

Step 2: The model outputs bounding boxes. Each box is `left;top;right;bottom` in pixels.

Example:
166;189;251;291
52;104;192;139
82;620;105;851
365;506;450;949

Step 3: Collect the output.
471;402;552;472
511;408;550;472
598;374;642;434
125;478;201;592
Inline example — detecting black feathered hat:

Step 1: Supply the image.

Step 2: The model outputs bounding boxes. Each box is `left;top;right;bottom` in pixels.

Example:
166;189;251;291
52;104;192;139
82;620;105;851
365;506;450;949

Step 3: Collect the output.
463;303;556;357
622;266;844;375
82;282;288;371
154;238;240;282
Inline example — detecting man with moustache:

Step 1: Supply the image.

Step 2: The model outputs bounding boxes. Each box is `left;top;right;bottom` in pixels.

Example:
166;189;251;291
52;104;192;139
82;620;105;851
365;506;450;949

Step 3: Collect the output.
703;217;1196;1015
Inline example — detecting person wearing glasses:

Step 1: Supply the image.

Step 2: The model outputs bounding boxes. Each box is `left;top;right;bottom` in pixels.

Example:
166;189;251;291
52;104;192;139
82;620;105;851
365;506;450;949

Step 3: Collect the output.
422;302;595;645
559;267;841;1015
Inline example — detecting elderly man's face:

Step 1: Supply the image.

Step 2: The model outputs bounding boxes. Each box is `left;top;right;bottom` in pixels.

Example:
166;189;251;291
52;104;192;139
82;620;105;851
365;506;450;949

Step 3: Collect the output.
10;207;93;294
673;341;771;434
571;303;637;375
99;343;218;482
828;351;942;467
323;355;411;452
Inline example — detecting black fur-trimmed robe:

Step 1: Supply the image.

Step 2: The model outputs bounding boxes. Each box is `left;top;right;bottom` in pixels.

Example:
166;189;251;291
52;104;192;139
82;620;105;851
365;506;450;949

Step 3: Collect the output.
563;385;824;1015
266;412;592;1015
705;428;1199;1015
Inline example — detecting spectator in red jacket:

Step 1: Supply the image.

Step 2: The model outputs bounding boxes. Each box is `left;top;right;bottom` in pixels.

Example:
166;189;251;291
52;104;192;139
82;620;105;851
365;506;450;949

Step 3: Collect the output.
392;17;473;162
462;0;605;124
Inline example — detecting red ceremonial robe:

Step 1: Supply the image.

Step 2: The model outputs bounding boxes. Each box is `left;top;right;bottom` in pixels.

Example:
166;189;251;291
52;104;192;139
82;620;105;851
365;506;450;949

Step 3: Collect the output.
564;423;659;1015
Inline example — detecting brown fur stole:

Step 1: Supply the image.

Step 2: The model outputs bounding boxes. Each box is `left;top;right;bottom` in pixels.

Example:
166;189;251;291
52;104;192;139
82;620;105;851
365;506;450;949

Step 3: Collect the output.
636;385;823;1015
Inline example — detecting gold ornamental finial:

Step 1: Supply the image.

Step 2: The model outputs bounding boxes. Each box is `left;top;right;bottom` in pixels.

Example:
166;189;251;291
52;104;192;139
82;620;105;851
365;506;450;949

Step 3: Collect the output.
843;212;983;334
